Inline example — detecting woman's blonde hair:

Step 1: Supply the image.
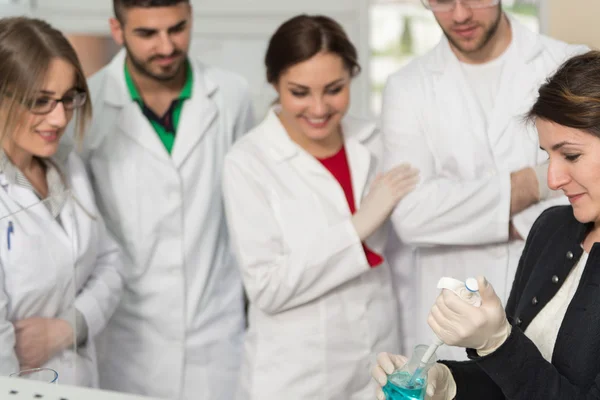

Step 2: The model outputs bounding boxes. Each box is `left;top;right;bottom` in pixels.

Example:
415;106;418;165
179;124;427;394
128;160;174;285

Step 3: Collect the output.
0;17;91;144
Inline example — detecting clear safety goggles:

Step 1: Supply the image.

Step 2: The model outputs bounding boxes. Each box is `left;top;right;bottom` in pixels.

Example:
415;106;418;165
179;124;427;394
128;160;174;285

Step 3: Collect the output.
421;0;500;12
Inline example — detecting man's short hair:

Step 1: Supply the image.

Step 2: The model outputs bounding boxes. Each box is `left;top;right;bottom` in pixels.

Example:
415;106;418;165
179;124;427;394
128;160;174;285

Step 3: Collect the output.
114;0;189;22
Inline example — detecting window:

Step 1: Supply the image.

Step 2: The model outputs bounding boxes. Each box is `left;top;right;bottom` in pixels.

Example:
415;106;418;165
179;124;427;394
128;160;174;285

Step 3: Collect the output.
369;0;541;115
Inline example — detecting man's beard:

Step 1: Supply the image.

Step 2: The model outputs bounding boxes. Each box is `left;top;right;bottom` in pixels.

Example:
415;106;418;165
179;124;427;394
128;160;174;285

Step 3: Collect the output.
443;5;503;56
123;38;185;82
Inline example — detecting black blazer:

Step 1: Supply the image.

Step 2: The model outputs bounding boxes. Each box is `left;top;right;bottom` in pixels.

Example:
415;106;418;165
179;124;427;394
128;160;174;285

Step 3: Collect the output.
441;205;600;399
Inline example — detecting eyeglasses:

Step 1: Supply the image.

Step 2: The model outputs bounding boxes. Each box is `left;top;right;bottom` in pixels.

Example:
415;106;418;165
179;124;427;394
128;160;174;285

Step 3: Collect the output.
421;0;500;12
28;89;87;115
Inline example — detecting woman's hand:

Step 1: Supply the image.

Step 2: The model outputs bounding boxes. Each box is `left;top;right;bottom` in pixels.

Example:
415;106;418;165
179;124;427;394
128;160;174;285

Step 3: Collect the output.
352;164;419;241
13;317;74;369
371;351;406;400
371;352;456;400
428;276;512;356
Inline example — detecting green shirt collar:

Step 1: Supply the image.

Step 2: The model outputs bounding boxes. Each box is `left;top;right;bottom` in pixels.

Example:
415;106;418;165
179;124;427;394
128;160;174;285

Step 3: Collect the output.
124;60;193;102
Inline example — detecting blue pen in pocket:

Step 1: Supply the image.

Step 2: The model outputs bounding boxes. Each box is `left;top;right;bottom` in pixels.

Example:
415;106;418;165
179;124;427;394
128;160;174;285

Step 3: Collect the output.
7;221;13;250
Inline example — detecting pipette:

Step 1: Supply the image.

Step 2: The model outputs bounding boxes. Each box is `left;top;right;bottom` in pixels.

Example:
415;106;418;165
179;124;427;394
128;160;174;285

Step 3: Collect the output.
406;278;481;387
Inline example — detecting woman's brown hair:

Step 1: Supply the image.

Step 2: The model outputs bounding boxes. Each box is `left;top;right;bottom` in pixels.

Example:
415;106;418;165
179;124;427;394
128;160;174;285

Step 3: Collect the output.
0;17;91;144
265;14;361;84
528;50;600;138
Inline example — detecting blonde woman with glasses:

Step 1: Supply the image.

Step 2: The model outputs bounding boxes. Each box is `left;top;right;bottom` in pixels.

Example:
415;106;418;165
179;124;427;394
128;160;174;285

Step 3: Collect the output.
0;17;123;387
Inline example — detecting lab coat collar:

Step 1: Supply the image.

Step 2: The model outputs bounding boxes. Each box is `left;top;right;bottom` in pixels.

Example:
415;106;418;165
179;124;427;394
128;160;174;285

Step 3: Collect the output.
0;141;72;188
261;107;295;163
263;106;377;164
424;14;543;73
103;49;128;107
102;49;219;107
169;59;220;166
102;49;220;164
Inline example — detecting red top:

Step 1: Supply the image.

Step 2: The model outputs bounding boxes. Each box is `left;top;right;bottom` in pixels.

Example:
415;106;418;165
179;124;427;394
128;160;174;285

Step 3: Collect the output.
317;146;384;268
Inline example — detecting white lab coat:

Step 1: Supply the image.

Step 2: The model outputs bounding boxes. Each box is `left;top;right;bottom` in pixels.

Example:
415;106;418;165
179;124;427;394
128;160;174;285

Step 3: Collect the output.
75;49;254;400
381;17;588;360
0;146;123;386
223;108;399;400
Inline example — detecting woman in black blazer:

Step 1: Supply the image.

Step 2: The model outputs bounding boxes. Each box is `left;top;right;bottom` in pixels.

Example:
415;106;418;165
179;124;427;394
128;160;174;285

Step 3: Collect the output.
373;50;600;400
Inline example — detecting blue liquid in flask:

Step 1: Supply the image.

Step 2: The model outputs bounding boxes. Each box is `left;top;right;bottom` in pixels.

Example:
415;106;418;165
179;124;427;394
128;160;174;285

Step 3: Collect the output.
382;371;426;400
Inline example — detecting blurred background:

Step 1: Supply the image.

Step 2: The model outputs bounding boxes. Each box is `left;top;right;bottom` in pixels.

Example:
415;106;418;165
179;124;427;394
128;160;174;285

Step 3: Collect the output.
369;0;541;114
1;0;597;119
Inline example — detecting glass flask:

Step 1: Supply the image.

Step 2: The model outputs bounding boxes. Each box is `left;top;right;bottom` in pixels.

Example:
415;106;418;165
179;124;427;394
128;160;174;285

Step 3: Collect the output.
382;344;437;400
10;368;58;384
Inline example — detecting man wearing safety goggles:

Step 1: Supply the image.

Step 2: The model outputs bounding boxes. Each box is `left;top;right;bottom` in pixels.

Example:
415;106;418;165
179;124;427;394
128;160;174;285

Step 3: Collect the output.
382;0;588;362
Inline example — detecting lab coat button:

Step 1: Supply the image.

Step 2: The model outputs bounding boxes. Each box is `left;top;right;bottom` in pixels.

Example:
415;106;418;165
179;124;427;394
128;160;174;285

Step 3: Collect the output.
531;297;538;305
566;251;574;260
552;275;559;284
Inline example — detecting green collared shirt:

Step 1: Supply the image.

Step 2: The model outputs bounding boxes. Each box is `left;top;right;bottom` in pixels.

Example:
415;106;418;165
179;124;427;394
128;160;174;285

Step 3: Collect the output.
124;61;193;154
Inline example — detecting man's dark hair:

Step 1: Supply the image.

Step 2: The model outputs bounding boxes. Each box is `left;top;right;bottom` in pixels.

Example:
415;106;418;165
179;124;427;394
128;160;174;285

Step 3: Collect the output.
114;0;189;22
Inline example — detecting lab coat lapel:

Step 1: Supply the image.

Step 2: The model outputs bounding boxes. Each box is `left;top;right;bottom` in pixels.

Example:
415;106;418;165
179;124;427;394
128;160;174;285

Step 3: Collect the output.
1;183;40;232
0;181;70;247
264;108;350;213
486;18;542;150
342;122;374;210
58;195;79;263
264;108;331;179
171;62;218;168
287;139;338;214
296;149;351;217
431;41;489;158
117;103;171;161
104;50;171;163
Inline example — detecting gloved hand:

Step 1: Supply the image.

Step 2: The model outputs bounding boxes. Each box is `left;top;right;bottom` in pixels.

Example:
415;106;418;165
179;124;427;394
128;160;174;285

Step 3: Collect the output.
371;352;456;400
352;164;419;241
533;161;563;201
428;276;512;356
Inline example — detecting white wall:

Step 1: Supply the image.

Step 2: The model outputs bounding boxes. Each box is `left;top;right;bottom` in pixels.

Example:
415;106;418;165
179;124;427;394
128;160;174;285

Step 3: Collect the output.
0;0;30;17
545;0;600;49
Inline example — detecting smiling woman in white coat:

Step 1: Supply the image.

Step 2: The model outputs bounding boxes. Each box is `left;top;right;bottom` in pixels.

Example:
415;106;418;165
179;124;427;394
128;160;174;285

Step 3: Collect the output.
223;15;419;400
0;17;123;386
